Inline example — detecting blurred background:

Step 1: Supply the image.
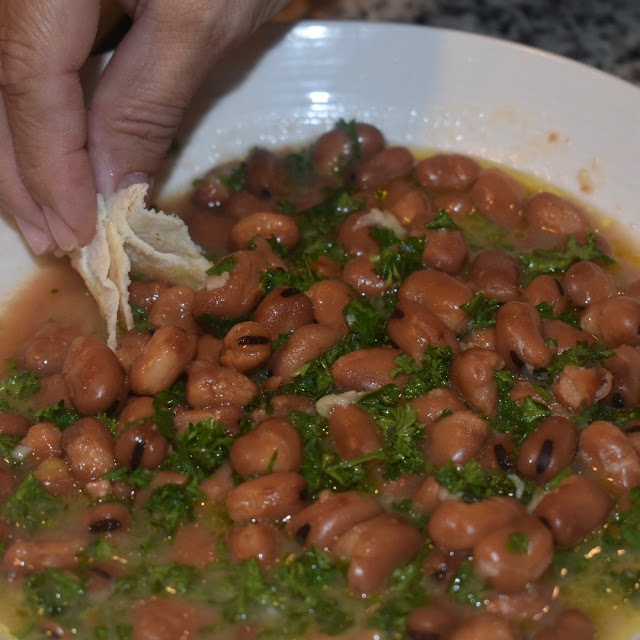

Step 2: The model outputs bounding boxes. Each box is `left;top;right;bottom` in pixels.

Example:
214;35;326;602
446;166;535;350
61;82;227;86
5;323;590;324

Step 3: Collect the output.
96;0;640;86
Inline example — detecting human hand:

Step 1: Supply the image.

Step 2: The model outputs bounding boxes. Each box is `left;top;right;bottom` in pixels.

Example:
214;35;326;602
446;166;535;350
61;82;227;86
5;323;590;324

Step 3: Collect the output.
0;0;290;254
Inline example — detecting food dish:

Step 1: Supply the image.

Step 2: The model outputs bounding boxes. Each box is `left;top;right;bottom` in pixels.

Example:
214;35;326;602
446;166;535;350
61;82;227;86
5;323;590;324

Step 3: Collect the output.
1;19;640;640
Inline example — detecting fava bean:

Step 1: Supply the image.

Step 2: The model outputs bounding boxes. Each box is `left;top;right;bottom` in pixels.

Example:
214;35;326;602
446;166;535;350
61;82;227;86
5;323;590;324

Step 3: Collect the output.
332;347;405;392
353;146;414;192
220;321;272;373
409;387;465;424
328;403;382;460
61;417;116;483
470;250;522;303
449;612;521;640
253;285;314;339
21;323;79;376
230;212;300;252
186;361;258;409
426;410;489;467
148;285;201;334
580;295;640;347
524;192;589;240
422;228;469;275
563;261;616;307
523;275;568;314
228;522;280;568
450;347;504;416
414;153;481;192
471;168;526;229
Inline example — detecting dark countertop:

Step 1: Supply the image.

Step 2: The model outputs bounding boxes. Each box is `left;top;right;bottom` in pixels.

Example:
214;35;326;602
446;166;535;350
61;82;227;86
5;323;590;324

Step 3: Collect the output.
305;0;640;86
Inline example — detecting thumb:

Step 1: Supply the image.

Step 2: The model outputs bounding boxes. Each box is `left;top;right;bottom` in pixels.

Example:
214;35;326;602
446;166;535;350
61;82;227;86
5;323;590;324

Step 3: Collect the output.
87;0;290;194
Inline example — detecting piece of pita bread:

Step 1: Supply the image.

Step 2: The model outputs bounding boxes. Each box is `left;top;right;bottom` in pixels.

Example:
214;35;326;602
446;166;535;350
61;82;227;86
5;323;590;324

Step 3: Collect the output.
67;184;211;349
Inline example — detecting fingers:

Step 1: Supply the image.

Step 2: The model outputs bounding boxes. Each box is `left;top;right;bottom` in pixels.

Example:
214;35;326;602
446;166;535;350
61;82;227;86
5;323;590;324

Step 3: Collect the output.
88;0;290;194
0;0;99;250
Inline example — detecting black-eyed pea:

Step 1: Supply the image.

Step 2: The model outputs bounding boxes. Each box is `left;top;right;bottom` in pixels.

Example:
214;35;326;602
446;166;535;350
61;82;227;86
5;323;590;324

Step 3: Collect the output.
422;228;469;275
450;348;504;416
552;364;612;412
63;337;127;415
384;179;432;226
563;261;616;307
253;286;314;339
148;285;201;334
523;275;568;314
517;416;578;483
579;421;640;500
230;212;300;252
61;417;116;483
470;250;521;303
193;251;262;319
84;502;131;536
428;496;526;551
220;321;271;373
245;148;286;198
387;300;459;362
399;270;473;334
426;411;489;467
353;146;414;191
342;256;390;298
334;513;422;595
33;458;77;498
229;418;303;476
414;153;481;192
225;471;307;521
331;347;405;392
449;612;521;640
21;422;62;460
471;168;526;229
473;516;554;593
406;598;457;639
328;404;382;460
186;361;258;409
128;280;170;311
533;474;612;547
306;279;353;337
129;325;198;396
115;423;169;470
580;296;640;347
532;609;596;640
524;192;589;240
0;412;30;437
21;323;79;375
495;301;553;370
228;522;280;568
271;324;342;385
604;345;640;408
409;388;465;424
287;490;383;550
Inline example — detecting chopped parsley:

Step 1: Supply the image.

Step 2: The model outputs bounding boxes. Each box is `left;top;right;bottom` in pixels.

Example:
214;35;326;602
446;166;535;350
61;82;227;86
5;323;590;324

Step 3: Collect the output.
1;473;63;532
391;347;454;400
369;227;425;287
34;400;82;431
544;340;615;379
206;255;237;277
460;292;502;334
425;210;461;231
506;532;531;553
447;560;488;608
0;359;40;412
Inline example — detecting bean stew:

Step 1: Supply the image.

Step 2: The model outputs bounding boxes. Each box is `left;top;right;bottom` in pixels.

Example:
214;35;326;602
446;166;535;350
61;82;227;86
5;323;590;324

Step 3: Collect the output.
1;120;640;640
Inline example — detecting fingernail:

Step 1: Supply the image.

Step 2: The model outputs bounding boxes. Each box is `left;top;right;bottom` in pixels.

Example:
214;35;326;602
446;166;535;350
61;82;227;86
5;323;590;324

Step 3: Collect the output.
118;172;152;191
14;218;56;255
42;206;80;252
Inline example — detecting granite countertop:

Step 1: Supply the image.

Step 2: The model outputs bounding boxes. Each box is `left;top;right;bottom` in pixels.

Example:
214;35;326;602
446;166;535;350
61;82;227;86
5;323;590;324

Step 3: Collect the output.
295;0;640;86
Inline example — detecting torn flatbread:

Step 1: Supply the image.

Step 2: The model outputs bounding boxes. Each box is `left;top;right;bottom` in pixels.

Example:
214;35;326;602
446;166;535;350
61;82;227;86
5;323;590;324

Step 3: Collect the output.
67;184;211;349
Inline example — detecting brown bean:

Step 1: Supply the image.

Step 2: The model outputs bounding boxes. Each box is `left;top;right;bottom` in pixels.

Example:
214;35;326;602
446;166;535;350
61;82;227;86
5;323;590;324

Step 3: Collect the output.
342;255;391;298
63;337;127;415
2;538;84;577
533;609;596;640
115;423;169;470
130;326;197;396
533;474;613;547
580;295;640;347
449;612;521;640
85;502;131;536
410;388;465;424
470;250;521;303
517;416;578;483
495;301;553;370
422;228;469;275
471;168;526;229
147;285;201;334
385;179;433;226
399;270;473;334
225;471;307;521
0;412;30;436
230;418;303;476
525;192;589;239
604;345;640;408
552;364;612;412
523;275;568;314
387;300;459;361
128;280;170;311
21;421;62;459
271;324;341;385
220;321;272;373
114;329;151;373
334;513;422;595
253;285;315;339
563;261;616;308
228;522;280;568
579;420;640;497
286;490;383;550
414;153;481;192
451;348;504;415
473;515;554;592
61;417;116;483
328;404;382;460
186;360;258;409
426;410;489;467
306;279;353;337
331;346;405;392
132;598;215;640
32;458;77;498
428;496;526;550
353;146;414;191
193;250;262;319
245;148;286;198
21;323;79;375
172;523;218;569
230;212;300;252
